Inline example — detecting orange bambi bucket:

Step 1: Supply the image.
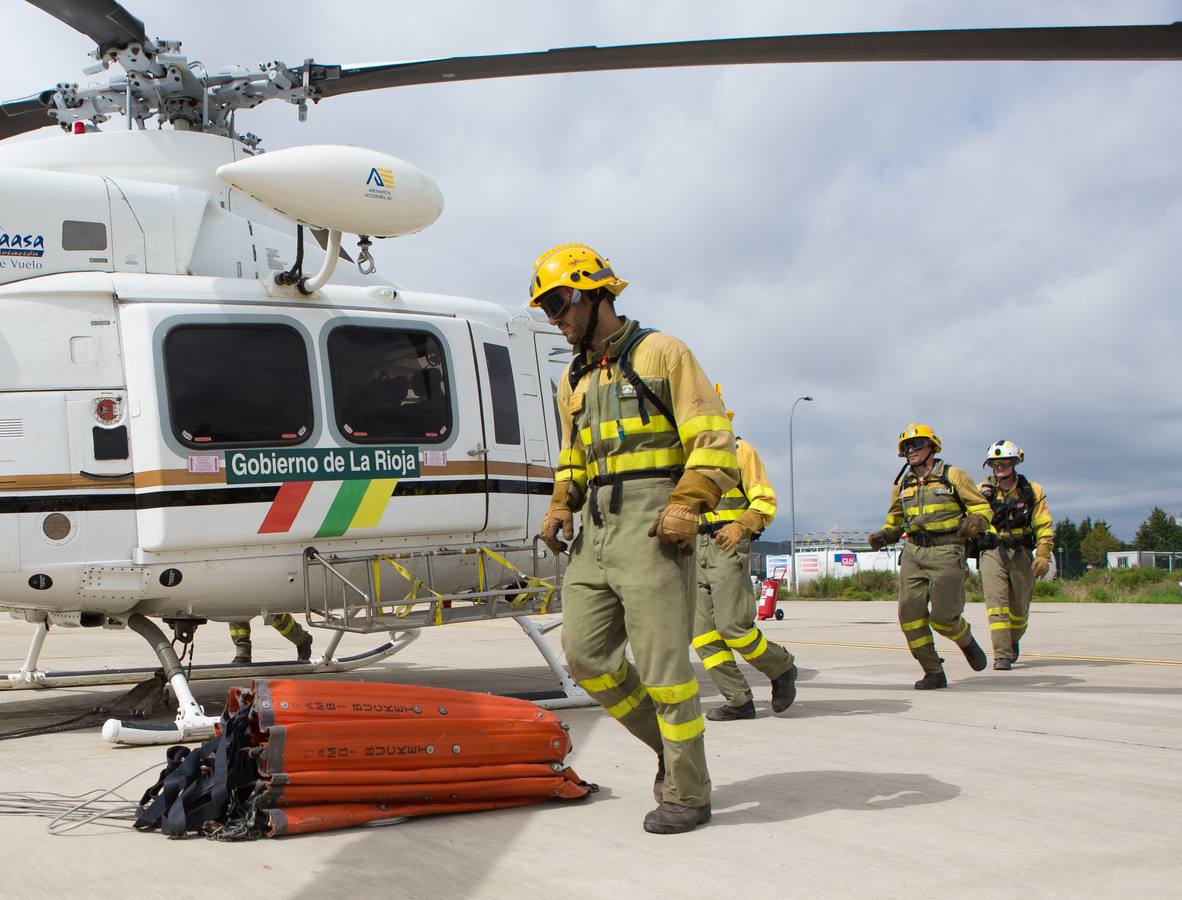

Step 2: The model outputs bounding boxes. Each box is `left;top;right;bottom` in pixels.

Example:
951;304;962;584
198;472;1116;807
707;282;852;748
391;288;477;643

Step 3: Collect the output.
234;679;558;728
260;717;573;773
137;679;594;839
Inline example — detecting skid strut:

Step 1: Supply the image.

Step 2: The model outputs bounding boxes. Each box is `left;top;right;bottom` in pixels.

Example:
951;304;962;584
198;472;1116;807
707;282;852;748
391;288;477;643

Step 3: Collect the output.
99;615;420;745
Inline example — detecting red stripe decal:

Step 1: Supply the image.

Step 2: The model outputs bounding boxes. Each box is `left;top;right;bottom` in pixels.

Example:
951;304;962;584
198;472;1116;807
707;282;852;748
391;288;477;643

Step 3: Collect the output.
258;481;314;534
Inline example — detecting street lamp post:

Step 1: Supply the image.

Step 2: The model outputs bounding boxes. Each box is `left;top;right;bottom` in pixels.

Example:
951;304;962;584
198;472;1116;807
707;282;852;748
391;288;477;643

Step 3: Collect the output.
788;395;813;593
1057;546;1065;579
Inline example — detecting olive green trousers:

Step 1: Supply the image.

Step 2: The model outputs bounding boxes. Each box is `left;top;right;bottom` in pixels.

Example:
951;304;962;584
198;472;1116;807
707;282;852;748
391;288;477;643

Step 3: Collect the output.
561;478;710;808
693;534;793;708
897;541;976;674
979;544;1034;662
228;613;309;658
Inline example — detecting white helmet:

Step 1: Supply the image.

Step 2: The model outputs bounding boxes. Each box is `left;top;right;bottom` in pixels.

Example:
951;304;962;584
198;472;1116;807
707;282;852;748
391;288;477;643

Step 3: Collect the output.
983;439;1024;467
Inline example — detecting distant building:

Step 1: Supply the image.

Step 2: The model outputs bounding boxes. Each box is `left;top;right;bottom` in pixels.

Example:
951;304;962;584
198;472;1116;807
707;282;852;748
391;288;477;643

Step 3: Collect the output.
1107;550;1182;571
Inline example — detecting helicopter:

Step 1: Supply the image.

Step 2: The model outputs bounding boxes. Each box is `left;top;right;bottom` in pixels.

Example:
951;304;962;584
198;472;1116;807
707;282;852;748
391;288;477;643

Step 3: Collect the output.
1;0;1179;745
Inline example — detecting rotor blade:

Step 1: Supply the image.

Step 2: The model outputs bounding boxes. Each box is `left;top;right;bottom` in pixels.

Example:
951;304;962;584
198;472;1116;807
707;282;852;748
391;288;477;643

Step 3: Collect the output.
311;23;1182;97
0;93;57;142
26;0;147;54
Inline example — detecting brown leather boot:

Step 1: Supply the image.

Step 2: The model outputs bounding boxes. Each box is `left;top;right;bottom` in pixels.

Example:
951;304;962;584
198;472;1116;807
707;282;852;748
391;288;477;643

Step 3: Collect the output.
643;801;712;834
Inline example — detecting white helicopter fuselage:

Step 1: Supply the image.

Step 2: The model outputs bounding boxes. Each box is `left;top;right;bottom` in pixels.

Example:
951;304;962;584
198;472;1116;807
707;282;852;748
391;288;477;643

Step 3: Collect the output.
0;130;570;628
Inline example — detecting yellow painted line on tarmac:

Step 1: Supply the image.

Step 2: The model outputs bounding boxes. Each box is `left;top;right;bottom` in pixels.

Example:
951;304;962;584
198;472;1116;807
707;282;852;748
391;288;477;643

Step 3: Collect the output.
788;639;1182;667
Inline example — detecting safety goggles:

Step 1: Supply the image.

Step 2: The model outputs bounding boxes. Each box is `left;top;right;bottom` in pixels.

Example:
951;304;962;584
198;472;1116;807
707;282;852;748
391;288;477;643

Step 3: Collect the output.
900;438;931;454
537;285;582;320
986;458;1016;469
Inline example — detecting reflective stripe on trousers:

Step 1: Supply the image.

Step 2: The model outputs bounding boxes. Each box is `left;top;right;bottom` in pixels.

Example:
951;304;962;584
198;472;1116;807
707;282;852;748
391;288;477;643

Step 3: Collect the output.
561;477;711;807
897;542;975;674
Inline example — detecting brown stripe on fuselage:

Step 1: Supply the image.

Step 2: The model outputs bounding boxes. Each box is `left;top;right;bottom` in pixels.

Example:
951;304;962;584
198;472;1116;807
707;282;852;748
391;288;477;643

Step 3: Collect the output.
0;473;134;490
1;460;555;493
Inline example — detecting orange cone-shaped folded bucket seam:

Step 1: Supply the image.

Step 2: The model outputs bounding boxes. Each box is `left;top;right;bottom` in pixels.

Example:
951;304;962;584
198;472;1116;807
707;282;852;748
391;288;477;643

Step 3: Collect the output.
266;798;542;837
260;717;572;774
236;679;555;729
263;766;590;806
266;762;565;787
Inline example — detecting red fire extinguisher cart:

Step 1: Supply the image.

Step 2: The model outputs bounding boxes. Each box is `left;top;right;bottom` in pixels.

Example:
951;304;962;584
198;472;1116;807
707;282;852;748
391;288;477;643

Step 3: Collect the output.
757;564;787;621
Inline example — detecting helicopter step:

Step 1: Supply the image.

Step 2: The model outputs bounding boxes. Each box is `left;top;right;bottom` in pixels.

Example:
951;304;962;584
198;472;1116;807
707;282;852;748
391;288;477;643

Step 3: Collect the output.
302;540;562;632
303;540;591;712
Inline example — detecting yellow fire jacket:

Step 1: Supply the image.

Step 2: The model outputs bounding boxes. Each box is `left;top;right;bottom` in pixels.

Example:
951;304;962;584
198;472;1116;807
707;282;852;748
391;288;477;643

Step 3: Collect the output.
700;438;776;530
553;318;738;510
881;459;992;541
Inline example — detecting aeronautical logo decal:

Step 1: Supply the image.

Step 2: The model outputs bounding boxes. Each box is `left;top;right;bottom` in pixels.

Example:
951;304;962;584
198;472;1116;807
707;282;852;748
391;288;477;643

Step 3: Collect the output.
365;166;395;200
0;232;46;257
224;446;420;538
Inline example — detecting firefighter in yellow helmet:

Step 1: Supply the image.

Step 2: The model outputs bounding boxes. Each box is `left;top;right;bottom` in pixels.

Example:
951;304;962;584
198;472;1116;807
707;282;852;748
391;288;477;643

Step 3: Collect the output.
868;423;993;688
977;440;1053;670
532;243;738;834
693;395;797;720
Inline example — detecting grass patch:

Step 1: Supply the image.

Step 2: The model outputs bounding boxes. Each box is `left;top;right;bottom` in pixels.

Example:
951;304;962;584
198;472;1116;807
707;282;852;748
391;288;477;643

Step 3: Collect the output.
778;561;1182;603
781;570;898;601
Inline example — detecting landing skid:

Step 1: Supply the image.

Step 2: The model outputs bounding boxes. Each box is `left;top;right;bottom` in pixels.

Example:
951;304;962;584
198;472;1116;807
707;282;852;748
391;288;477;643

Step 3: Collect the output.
3;612;591;746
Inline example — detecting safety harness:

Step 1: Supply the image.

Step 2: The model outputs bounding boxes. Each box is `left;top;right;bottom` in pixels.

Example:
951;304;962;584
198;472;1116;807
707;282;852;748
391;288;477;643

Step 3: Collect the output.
567;326;683;526
893;459;968;547
983;474;1037;550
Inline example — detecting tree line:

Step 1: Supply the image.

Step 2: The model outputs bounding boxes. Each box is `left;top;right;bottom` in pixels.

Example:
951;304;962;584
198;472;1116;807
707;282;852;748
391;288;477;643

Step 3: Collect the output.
1053;507;1182;577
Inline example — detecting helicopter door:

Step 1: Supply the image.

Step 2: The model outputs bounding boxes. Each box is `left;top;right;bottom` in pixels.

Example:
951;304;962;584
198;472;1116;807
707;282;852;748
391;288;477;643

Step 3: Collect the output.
124;304;489;552
469;323;528;538
532;332;572;529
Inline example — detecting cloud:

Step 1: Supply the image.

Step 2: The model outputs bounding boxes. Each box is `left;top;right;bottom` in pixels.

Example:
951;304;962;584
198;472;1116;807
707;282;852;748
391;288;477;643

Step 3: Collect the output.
5;0;1180;540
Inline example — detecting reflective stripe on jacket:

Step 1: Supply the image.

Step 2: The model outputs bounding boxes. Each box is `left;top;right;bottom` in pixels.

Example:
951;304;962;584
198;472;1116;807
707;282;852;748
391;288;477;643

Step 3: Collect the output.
555;318;738;506
883;459;991;536
701;439;777;527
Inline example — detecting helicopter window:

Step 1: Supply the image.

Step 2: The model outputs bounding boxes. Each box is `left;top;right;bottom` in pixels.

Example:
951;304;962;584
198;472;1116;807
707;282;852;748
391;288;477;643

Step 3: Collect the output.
328;326;451;444
61;220;107;251
483;343;521;446
164;324;312;448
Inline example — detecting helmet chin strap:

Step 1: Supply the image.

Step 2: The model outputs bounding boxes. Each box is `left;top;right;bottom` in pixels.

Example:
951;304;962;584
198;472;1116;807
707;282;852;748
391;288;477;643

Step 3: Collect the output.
576;290;604;356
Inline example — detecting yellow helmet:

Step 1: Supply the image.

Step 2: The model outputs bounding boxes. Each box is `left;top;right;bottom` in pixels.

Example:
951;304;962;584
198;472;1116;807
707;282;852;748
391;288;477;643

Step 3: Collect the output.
897;422;941;457
528;243;628;305
714;384;735;421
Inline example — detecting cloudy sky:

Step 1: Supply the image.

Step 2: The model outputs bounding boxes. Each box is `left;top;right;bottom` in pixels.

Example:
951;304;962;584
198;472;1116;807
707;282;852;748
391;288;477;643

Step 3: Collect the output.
6;0;1181;543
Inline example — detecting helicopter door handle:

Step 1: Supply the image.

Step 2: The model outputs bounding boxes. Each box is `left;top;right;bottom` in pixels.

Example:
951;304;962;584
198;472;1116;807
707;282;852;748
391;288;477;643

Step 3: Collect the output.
467;444;488;458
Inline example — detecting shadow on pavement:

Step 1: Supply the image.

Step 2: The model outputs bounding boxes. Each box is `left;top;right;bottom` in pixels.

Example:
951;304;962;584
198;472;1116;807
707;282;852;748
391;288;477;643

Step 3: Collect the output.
710;768;960;826
765;697;913;719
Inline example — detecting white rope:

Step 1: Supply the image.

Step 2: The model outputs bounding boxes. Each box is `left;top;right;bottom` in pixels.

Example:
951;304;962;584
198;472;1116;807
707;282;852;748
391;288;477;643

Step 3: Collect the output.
0;762;160;835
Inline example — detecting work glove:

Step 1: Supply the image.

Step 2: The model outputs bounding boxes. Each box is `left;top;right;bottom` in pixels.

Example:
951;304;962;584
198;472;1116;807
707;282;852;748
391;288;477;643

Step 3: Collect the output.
1031;556;1051;579
648;504;700;549
956;515;989;540
714;521;747;551
867;530;890;551
668;469;725;512
540;506;574;555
